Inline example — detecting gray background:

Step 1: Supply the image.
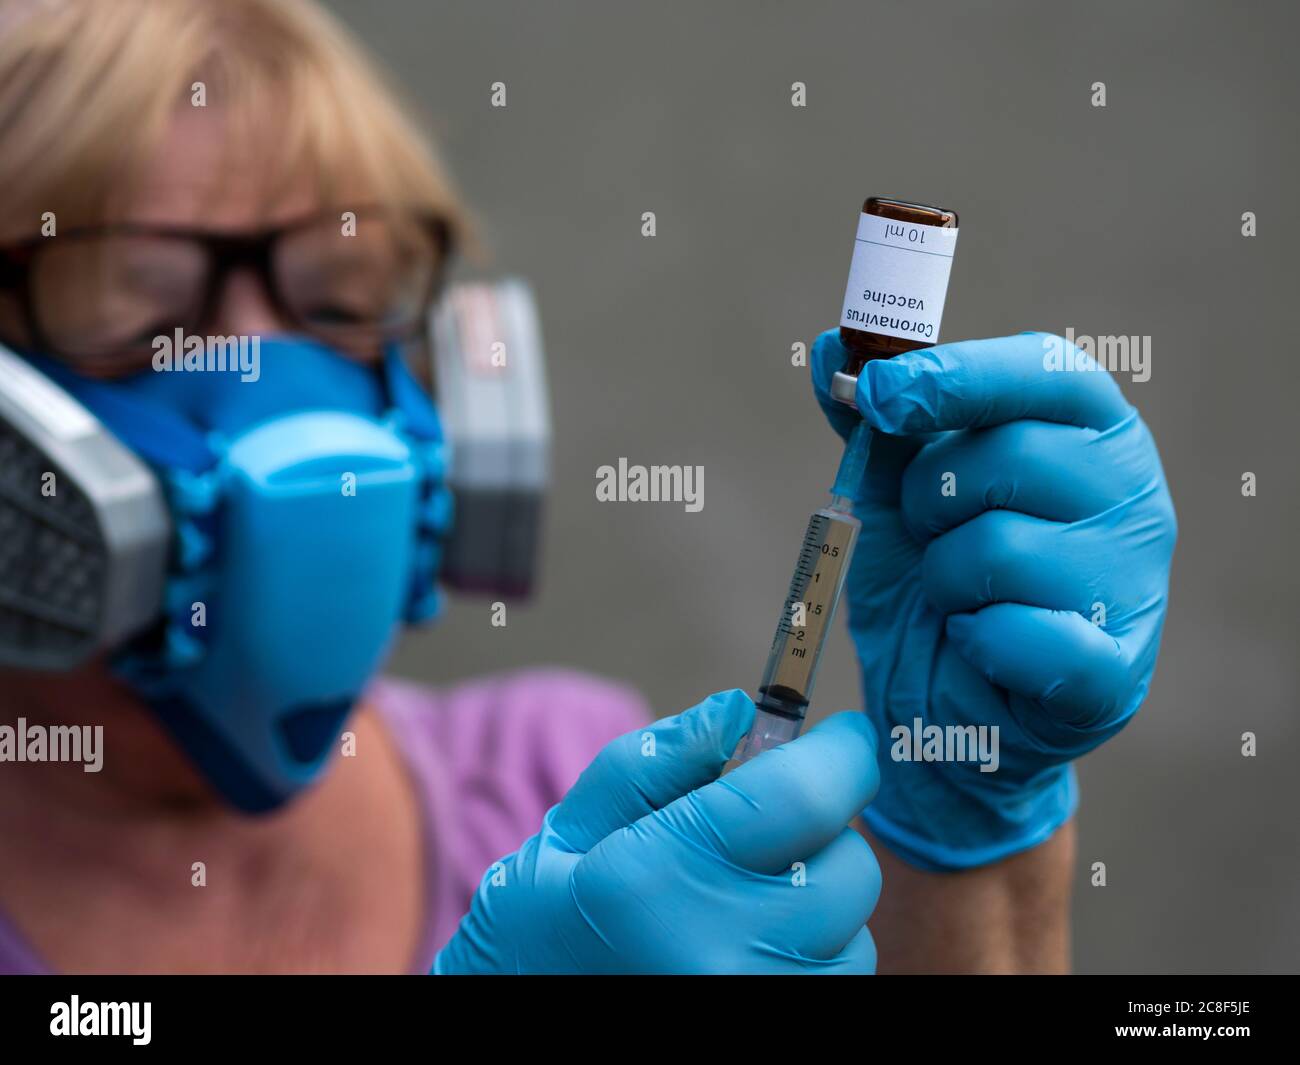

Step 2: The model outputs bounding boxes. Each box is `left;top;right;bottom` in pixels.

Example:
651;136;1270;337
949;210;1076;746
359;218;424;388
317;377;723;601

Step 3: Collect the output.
327;0;1300;973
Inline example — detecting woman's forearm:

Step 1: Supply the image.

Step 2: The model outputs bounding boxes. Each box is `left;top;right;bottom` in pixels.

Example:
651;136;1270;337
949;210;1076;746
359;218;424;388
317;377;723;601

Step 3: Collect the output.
860;818;1076;974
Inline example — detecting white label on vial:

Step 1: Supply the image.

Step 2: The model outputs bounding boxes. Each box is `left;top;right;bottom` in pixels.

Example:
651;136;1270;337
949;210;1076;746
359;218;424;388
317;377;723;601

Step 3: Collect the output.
839;213;958;344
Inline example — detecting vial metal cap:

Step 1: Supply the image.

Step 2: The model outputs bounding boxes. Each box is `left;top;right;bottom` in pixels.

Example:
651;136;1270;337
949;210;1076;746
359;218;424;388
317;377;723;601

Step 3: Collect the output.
831;370;858;407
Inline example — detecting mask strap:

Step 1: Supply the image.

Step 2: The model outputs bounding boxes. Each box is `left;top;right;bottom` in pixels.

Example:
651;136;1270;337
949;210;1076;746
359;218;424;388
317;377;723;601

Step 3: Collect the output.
383;344;453;623
382;345;442;441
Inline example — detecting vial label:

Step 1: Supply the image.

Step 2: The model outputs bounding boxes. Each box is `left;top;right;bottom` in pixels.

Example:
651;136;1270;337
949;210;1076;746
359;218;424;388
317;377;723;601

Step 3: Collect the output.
840;213;958;344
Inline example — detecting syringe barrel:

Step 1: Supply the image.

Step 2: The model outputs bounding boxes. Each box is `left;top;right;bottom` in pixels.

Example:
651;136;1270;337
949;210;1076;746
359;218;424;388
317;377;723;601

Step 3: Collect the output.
753;503;860;724
730;504;857;770
732;419;869;768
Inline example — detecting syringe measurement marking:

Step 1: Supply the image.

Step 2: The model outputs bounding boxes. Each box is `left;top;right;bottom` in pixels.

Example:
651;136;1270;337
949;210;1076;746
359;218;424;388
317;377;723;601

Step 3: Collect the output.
770;517;842;658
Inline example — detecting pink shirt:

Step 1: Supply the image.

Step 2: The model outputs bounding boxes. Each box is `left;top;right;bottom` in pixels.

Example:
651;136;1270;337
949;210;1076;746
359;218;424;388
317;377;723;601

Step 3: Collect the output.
0;669;650;973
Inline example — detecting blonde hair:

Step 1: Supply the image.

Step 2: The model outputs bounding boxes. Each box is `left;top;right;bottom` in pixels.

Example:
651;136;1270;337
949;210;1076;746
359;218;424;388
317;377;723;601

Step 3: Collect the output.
0;0;469;245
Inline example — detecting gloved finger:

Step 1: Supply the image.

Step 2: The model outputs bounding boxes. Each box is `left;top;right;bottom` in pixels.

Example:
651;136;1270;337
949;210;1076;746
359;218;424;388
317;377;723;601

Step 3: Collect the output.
818;924;878;974
750;922;879;974
768;826;882;961
652;710;880;876
810;328;930;504
853;333;1134;436
945;603;1137;730
549;688;756;854
571;816;878;973
921;508;1119;618
898;411;1154;543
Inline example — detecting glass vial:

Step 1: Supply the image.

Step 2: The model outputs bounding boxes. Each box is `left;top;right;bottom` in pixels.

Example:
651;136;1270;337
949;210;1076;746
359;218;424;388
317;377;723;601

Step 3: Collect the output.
832;196;959;406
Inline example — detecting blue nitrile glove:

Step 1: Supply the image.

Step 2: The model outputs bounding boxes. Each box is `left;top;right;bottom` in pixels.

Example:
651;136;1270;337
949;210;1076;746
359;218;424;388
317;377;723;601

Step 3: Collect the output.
812;330;1176;871
434;689;882;973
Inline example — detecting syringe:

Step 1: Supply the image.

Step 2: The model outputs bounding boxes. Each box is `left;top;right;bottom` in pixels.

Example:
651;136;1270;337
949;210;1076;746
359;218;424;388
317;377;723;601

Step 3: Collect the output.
731;418;871;764
730;194;958;764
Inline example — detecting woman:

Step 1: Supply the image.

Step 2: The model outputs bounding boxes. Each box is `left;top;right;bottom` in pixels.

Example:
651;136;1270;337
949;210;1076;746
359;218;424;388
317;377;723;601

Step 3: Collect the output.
0;0;1175;974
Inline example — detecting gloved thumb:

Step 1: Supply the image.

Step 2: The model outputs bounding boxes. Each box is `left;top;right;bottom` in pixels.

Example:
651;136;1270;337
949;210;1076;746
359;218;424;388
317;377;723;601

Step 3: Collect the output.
810;329;863;442
810;328;929;507
548;689;757;854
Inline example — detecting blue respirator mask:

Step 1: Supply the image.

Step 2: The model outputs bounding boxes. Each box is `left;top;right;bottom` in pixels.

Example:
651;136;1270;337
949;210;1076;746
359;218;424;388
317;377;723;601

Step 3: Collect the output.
0;281;549;813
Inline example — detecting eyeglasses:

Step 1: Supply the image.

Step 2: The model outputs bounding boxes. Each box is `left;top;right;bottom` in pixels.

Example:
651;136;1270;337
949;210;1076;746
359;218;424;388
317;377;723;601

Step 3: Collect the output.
0;207;452;372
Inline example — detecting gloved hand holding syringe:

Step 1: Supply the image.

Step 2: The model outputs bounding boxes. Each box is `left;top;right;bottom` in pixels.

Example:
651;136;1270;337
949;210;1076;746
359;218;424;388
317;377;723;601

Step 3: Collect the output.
732;196;959;764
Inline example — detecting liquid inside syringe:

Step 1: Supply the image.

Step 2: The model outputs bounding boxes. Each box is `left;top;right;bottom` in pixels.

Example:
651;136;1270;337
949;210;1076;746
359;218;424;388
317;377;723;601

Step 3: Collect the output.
731;420;870;764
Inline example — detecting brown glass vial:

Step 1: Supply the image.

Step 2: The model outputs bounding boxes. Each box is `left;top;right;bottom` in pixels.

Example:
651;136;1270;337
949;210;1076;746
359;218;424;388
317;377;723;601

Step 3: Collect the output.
833;197;958;406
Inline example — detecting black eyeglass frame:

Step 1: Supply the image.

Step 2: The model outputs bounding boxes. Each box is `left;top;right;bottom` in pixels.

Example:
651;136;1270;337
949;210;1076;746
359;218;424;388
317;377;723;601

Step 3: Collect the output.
0;207;454;362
